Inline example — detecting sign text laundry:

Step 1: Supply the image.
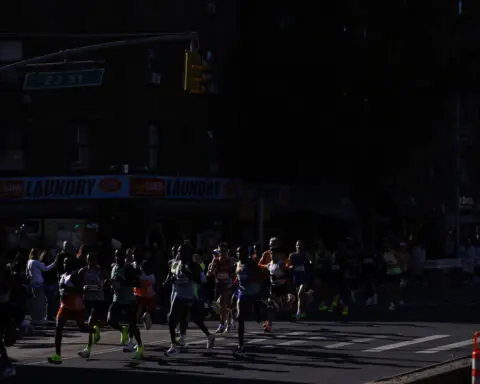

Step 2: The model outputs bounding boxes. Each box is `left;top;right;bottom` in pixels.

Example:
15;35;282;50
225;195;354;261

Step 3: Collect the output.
166;178;222;199
26;178;96;198
23;176;128;199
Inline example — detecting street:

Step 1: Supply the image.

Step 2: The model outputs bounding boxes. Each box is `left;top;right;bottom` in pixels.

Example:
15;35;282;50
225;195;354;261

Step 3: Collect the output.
6;311;478;384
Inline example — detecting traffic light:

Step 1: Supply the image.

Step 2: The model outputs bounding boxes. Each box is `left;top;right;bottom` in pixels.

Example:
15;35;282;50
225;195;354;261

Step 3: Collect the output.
183;50;211;94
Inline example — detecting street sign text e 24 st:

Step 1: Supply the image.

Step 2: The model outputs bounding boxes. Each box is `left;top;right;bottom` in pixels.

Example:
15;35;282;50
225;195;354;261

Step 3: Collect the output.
23;69;105;90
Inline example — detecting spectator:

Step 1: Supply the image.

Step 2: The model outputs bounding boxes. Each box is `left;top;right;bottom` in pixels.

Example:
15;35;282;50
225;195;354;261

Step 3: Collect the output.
26;248;58;324
40;251;59;321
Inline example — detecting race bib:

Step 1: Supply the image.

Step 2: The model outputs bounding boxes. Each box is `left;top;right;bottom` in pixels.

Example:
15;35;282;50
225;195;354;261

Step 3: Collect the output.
294;265;305;272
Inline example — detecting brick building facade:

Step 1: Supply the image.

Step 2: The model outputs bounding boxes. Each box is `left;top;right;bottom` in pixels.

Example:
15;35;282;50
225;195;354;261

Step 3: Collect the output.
0;0;238;179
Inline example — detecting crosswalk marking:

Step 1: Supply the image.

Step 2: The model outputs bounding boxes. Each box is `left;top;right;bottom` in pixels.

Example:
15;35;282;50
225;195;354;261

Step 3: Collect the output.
417;339;472;354
277;340;306;346
324;337;375;349
188;337;225;346
363;335;449;352
184;331;469;356
277;331;307;339
308;336;327;340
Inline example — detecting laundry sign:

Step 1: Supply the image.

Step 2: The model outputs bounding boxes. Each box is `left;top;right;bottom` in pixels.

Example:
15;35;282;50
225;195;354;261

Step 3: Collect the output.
129;176;239;200
23;176;129;199
166;178;221;199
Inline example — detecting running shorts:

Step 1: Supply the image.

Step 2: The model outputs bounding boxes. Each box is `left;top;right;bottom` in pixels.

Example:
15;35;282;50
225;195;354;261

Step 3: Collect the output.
136;295;156;312
270;283;289;297
56;307;84;325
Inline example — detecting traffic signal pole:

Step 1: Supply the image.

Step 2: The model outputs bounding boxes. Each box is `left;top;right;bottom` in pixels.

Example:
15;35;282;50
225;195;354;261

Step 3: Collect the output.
0;32;199;73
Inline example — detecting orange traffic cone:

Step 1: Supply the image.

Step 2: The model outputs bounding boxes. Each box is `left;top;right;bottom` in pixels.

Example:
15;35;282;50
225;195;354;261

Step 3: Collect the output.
473;332;480;384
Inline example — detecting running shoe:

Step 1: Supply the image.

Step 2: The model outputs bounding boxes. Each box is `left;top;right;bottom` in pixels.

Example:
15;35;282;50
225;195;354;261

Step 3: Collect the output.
135;344;144;360
227;320;237;332
78;347;91;358
165;345;179;356
142;312;152;330
93;325;101;344
177;336;186;348
215;324;225;333
1;365;16;379
120;326;129;345
48;353;62;365
318;302;328;312
207;334;215;349
263;321;272;333
233;345;245;357
123;341;136;352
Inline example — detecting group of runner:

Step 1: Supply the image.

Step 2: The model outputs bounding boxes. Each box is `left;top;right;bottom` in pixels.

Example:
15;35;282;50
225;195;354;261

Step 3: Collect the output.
0;235;409;378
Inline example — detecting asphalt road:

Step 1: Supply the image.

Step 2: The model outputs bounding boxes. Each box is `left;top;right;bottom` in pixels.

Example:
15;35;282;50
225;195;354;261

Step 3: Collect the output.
5;314;479;384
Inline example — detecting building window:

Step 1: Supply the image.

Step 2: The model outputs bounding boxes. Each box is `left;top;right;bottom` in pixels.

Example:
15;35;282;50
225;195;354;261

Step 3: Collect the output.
0;125;25;171
206;0;216;14
70;123;89;170
148;124;158;171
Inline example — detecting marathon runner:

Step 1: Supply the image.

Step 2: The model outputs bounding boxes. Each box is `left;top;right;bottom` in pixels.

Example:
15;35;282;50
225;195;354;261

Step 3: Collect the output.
165;243;214;356
0;262;15;378
234;245;263;356
78;253;105;358
265;239;291;332
107;249;144;359
288;240;312;320
48;257;93;364
133;252;155;330
207;242;236;333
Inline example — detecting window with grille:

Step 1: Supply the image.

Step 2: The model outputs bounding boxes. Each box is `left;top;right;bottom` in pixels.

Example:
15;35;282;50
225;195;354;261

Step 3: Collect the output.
148;124;159;171
70;123;89;170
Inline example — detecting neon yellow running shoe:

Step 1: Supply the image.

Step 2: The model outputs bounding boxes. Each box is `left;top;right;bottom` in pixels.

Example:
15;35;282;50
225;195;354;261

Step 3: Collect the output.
93;325;101;344
135;344;144;360
318;303;328;311
120;326;129;345
48;353;62;365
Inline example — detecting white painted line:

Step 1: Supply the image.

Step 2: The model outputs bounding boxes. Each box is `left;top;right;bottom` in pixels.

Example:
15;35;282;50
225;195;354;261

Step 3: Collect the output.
308;336;327;340
364;335;450;353
247;338;268;344
188;337;225;345
417;339;472;354
277;340;307;346
276;332;307;339
324;338;375;349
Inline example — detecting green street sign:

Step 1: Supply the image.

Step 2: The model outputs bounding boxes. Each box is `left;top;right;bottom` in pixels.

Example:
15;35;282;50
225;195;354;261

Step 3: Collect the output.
23;69;105;90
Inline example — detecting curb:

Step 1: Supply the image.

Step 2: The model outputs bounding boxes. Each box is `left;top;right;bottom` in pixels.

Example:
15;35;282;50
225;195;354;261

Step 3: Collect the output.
364;354;470;384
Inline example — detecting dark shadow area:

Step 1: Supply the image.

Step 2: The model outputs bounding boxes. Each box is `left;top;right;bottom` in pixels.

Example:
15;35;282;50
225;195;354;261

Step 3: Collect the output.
241;346;422;370
297;305;480;324
4;364;311;384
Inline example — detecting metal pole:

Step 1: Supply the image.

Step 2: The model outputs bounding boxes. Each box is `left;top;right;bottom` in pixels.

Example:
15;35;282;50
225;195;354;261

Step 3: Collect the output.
0;32;198;73
454;96;461;257
0;33;179;38
258;196;265;252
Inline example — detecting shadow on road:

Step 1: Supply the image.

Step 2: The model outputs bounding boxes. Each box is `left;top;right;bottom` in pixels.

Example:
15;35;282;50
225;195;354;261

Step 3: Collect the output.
6;364;307;384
